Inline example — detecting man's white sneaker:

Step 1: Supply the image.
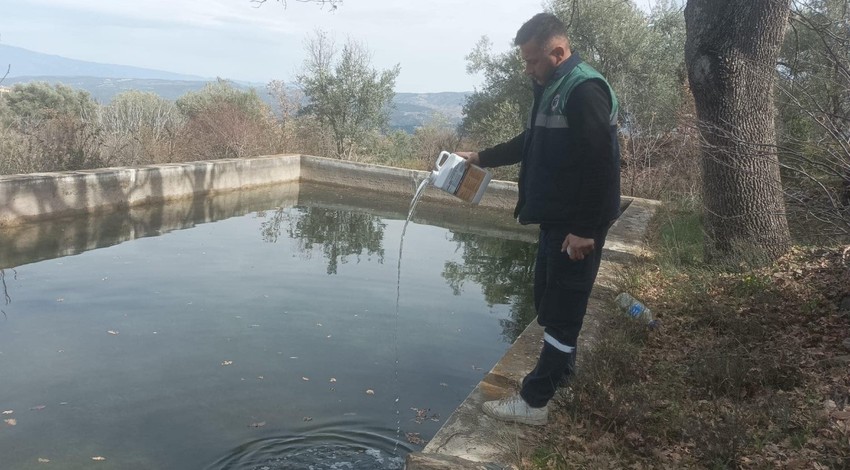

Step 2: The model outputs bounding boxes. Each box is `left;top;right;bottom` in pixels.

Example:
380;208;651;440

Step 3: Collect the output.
482;394;548;426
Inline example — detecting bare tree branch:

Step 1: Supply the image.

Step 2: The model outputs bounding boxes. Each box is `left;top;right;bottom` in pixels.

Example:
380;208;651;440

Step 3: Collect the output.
250;0;341;10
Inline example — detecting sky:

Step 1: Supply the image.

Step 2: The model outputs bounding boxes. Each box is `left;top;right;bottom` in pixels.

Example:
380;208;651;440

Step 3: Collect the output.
1;0;659;93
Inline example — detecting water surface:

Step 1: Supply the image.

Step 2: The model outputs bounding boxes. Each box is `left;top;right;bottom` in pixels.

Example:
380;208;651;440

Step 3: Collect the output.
0;183;536;469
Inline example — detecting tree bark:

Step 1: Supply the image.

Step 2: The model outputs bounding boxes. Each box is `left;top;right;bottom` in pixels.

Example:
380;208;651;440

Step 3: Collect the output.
685;0;792;263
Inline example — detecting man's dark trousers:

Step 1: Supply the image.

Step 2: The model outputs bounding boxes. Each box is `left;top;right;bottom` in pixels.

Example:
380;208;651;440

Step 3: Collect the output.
520;224;608;408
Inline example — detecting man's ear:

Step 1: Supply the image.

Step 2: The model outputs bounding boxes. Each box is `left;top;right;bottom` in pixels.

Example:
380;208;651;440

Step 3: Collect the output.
550;44;567;62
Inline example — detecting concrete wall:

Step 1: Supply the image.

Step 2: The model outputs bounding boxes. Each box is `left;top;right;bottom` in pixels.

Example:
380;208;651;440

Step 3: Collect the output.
0;154;528;228
299;155;520;211
0;155;301;227
0;153;633;231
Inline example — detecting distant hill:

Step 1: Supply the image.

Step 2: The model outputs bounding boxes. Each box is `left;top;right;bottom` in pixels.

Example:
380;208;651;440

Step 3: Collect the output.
0;44;207;81
2;76;225;102
0;45;470;131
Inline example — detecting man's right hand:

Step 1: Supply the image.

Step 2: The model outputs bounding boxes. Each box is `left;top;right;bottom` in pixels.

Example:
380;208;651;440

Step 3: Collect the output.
454;151;480;167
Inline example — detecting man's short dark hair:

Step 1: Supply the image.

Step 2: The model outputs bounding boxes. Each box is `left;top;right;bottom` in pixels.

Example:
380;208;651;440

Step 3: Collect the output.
514;13;568;48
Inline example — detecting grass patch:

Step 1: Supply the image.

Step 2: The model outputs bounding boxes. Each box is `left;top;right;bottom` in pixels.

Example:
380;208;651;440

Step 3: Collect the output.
514;200;850;469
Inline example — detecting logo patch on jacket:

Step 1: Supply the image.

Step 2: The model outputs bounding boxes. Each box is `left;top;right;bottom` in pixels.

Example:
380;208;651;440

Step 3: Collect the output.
550;94;560;112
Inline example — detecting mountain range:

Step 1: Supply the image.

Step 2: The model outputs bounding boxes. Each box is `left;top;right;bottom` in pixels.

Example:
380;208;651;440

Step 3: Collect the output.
0;44;469;132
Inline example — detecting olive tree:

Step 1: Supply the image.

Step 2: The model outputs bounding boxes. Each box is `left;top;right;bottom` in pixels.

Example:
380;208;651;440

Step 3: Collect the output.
101;91;183;165
296;31;400;160
685;0;792;262
3;82;102;171
176;79;278;160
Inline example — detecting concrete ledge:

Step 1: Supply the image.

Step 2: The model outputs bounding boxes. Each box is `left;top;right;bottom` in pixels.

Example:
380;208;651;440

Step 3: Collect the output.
0;154;631;229
405;453;512;470
0;155;301;227
299;155;521;212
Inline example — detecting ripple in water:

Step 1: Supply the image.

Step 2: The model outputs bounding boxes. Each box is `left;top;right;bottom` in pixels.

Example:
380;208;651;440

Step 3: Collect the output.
207;428;411;470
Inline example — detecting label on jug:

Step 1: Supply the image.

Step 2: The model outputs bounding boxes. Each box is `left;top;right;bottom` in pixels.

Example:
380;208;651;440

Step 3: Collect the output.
453;165;490;203
432;151;492;205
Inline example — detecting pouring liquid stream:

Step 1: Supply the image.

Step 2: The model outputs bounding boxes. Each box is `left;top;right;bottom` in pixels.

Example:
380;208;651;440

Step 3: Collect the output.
393;175;432;452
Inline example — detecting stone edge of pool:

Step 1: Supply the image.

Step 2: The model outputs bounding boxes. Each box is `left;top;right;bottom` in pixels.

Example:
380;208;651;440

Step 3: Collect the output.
0;154;660;468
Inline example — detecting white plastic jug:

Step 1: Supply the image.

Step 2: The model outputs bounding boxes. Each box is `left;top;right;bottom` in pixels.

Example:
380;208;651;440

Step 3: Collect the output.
430;151;492;205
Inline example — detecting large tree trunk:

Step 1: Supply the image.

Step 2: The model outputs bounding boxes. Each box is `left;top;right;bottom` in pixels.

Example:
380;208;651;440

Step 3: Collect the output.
685;0;792;263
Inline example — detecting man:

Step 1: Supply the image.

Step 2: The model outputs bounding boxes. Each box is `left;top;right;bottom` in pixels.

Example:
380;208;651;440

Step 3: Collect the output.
457;12;620;425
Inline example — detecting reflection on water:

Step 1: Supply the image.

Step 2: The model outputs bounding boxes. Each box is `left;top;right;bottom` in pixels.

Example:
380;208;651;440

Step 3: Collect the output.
443;233;537;343
260;207;386;275
0;182;536;469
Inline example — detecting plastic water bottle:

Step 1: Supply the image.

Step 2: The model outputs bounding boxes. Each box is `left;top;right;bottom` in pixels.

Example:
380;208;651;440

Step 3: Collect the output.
615;293;658;328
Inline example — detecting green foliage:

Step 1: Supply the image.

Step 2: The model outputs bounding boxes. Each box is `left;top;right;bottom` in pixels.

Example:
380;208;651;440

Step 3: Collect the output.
553;0;686;133
461;37;531;149
2;82;102;171
176;79;278;160
104;91;181;135
410;114;462;170
461;1;687;154
370;129;416;168
4;81;97;122
297;31;400;159
176;79;268;120
656;199;705;268
101;91;184;165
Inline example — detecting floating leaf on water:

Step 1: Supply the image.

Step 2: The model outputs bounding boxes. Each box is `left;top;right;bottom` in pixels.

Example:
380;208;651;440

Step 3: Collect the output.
30;405;46;411
221;361;233;366
38;458;50;463
366;389;375;395
91;456;106;461
107;330;119;335
405;432;425;445
4;418;16;426
249;421;266;428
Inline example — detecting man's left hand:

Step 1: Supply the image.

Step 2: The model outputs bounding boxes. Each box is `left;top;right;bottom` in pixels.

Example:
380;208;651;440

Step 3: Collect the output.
562;234;595;261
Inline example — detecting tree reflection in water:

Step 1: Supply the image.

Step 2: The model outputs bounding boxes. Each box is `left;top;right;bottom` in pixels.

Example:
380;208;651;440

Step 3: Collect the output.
259;206;386;275
259;205;537;342
442;233;537;343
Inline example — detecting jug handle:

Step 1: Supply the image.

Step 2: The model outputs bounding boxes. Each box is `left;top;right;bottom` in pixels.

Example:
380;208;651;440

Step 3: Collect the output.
435;151;451;170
